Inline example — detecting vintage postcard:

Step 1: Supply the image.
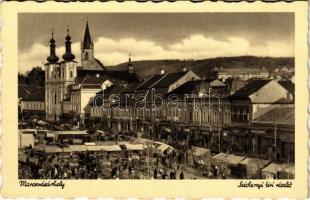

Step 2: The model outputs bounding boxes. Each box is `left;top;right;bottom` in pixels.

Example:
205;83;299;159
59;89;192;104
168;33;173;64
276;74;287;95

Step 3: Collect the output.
1;1;308;198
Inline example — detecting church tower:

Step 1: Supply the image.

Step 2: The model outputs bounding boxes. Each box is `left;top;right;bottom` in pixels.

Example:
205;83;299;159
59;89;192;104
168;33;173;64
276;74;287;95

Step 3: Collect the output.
60;27;77;98
81;20;94;67
45;30;60;121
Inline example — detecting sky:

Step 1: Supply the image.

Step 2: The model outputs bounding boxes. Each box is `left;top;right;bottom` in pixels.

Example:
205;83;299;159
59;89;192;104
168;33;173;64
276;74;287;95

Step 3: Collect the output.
18;13;294;74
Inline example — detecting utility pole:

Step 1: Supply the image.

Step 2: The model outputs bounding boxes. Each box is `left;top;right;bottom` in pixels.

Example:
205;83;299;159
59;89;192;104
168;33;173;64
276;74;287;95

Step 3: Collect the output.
274;107;277;161
208;88;212;133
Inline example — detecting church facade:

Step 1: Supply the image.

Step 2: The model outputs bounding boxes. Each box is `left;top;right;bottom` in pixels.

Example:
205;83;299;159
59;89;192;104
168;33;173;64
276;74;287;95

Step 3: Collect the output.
45;22;138;122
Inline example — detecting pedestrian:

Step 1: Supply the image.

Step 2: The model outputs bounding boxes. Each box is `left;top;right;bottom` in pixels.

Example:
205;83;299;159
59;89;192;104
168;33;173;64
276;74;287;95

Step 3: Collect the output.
170;170;174;179
180;171;184;179
154;169;157;179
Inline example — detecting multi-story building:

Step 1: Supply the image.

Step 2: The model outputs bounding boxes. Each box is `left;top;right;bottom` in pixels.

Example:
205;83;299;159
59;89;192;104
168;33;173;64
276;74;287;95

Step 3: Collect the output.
229;79;294;162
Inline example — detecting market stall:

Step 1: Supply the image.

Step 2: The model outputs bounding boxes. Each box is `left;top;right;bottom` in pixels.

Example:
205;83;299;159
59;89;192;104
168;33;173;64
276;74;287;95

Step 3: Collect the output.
211;152;229;166
240;158;270;179
191;146;211;166
155;143;174;156
226;154;246;178
44;145;63;154
262;163;295;179
124;143;144;151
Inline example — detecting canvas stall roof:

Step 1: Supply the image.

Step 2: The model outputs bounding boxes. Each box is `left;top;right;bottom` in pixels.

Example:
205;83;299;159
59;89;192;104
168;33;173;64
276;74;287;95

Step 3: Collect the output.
45;145;63;153
62;147;72;153
85;145;121;152
55;130;88;135
125;143;144;151
240;158;269;168
226;154;246;166
69;145;88;152
134;138;153;144
212;152;229;162
157;143;174;152
46;133;56;138
262;163;283;175
191;146;211;157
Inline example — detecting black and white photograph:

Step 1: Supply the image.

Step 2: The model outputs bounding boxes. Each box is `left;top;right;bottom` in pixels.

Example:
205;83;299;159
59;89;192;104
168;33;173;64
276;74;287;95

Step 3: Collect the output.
18;13;295;180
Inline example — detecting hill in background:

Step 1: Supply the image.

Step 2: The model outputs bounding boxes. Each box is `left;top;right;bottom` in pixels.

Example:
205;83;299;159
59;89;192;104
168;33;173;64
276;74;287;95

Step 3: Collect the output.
109;56;294;78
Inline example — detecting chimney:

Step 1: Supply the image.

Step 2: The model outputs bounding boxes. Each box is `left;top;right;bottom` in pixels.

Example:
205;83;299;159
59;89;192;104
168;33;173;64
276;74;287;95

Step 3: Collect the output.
160;69;165;75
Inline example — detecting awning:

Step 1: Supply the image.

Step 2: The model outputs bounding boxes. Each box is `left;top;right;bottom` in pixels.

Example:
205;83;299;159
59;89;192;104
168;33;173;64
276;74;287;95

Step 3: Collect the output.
72;139;83;144
226;154;246;166
191;146;211;157
157;143;174;152
262;163;294;176
46;133;55;138
44;145;62;153
69;145;88;152
212;152;229;165
85;145;121;152
240;158;269;168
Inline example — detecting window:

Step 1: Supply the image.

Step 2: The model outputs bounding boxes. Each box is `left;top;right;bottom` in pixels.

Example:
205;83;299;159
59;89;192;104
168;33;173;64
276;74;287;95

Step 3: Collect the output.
54;94;57;104
85;52;89;60
70;71;73;78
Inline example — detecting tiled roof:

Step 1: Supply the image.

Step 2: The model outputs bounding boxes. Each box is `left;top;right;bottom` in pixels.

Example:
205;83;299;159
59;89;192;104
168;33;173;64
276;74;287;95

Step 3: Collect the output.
81;58;106;71
154;72;187;88
136;74;164;90
166;80;205;96
77;69;139;83
137;71;188;90
231;79;271;98
167;79;228;97
278;80;294;95
253;107;294;125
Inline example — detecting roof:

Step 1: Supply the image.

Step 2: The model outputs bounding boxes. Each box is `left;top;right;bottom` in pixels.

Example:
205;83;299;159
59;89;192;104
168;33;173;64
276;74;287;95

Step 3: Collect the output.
18;85;45;101
218;66;269;74
166;80;208;96
77;68;139;83
278;80;295;95
253;107;294;125
54;130;88;135
231;79;271;98
154;72;187;88
76;76;108;85
71;76;110;90
167;79;228;97
137;74;165;90
81;58;106;71
137;71;188;90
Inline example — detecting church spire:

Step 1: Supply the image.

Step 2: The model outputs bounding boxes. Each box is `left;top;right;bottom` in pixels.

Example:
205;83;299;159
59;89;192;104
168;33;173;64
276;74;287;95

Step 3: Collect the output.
62;26;75;61
83;20;92;49
47;29;59;63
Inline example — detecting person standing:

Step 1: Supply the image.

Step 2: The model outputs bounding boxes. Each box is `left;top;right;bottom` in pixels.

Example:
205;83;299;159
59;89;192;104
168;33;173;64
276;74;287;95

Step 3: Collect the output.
180;171;184;179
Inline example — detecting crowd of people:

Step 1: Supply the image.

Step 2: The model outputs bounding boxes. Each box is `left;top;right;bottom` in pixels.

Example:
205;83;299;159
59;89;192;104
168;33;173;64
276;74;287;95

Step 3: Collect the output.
19;142;231;179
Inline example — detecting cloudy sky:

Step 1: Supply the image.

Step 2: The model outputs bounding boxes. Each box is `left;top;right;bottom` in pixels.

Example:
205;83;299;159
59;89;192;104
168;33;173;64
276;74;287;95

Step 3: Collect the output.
18;13;294;74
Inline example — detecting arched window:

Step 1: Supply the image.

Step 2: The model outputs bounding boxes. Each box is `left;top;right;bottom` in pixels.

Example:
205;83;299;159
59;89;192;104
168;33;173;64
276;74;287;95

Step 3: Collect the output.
85;52;89;60
54;93;57;104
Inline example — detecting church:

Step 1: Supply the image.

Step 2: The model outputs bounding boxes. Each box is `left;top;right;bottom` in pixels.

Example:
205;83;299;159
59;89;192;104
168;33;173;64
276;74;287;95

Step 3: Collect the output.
45;21;139;122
